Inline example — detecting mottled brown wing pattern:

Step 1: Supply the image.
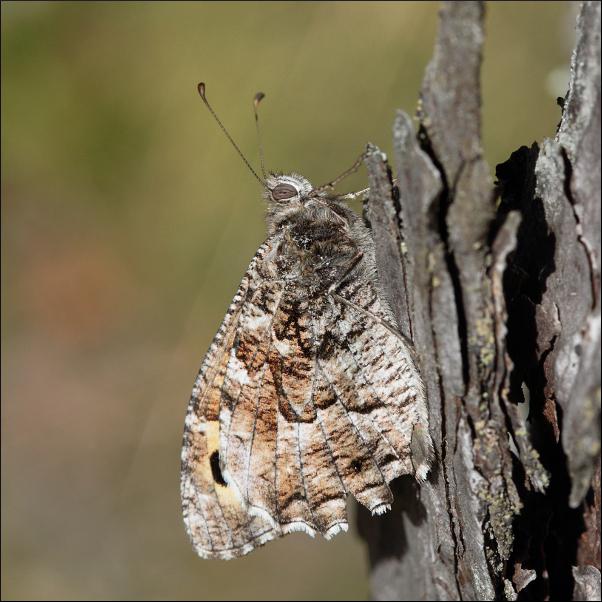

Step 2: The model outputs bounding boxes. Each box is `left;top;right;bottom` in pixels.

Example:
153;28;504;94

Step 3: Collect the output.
181;241;284;560
215;268;432;543
327;276;432;484
182;180;433;560
219;291;349;538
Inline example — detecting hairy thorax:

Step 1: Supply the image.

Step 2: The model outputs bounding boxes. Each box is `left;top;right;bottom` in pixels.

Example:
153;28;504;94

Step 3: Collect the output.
267;199;359;295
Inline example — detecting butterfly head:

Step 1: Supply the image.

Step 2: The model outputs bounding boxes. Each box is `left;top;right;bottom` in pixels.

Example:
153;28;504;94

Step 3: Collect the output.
264;173;315;206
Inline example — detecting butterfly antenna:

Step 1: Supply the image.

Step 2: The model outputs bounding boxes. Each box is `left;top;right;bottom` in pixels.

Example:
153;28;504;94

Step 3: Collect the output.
310;150;368;196
253;92;267;180
197;82;264;185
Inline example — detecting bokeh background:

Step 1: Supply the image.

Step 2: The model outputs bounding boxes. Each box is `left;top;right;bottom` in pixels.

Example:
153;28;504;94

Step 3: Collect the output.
1;2;578;600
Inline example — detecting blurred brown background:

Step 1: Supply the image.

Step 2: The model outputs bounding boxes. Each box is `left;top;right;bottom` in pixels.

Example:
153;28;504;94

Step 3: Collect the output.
1;2;576;600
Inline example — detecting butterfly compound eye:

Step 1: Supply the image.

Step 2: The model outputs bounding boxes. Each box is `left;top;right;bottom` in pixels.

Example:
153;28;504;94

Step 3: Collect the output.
271;183;298;201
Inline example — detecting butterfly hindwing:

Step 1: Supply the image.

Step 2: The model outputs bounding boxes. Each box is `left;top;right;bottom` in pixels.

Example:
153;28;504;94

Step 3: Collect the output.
214;262;431;544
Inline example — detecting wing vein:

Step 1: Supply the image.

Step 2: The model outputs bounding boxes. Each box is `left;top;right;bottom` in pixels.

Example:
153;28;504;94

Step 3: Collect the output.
243;290;285;504
339;337;403;462
297;419;318;530
318;361;390;488
191;492;215;552
308;320;347;495
223;285;284;467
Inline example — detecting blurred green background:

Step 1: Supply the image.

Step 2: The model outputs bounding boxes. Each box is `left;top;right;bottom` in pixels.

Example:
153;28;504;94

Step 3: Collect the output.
1;1;576;600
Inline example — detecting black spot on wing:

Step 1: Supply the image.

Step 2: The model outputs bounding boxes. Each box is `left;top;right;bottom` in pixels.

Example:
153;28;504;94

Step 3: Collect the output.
210;450;227;487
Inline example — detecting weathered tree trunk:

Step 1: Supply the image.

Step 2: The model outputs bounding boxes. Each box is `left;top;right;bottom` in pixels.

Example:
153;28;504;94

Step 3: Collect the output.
358;2;601;600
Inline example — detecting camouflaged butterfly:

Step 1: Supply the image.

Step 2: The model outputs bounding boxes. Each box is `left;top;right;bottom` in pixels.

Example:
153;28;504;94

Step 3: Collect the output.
180;83;434;560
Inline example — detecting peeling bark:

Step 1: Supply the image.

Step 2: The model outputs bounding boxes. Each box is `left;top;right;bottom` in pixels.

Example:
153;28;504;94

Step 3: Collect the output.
358;2;601;600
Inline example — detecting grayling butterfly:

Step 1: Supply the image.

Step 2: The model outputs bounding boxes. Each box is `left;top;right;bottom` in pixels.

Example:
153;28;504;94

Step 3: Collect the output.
180;83;433;559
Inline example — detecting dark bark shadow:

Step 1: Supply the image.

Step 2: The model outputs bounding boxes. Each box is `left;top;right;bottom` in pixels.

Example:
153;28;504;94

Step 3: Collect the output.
356;475;427;565
494;144;556;419
495;144;585;601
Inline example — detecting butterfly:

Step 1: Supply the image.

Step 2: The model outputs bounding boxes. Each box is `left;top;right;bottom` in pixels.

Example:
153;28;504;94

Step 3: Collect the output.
180;83;434;560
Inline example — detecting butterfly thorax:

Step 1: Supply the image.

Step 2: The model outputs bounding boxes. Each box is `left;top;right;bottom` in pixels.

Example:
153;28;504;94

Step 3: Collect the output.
260;173;371;298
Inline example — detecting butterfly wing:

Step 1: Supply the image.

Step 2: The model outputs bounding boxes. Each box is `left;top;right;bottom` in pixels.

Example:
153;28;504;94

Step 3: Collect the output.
327;276;433;485
218;266;433;539
180;241;283;560
219;289;350;538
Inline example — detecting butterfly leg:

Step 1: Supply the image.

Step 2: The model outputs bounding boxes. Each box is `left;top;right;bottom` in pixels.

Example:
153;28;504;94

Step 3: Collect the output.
338;187;370;202
337;178;399;203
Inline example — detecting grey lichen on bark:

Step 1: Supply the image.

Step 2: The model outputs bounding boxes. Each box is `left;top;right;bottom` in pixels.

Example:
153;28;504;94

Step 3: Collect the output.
358;1;600;600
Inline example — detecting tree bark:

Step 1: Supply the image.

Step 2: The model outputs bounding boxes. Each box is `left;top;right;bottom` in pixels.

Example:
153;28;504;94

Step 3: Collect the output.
358;2;601;600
